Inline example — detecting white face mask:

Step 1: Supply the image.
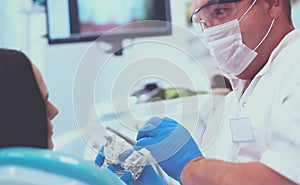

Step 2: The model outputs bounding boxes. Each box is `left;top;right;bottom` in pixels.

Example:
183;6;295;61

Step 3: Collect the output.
203;1;274;75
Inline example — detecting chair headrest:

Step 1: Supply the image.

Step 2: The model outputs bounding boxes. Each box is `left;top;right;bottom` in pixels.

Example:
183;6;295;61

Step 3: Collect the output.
0;147;124;185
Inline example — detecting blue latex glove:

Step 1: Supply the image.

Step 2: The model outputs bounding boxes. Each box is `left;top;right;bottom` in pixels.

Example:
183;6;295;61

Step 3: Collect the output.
94;147;167;185
94;146;123;172
94;146;106;166
118;150;167;185
135;117;203;181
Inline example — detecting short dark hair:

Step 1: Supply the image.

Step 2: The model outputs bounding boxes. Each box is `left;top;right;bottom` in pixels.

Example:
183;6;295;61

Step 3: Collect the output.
286;1;292;22
252;0;292;22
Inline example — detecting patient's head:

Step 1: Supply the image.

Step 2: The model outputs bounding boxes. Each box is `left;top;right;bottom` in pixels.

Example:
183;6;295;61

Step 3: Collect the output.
32;63;59;149
0;49;58;149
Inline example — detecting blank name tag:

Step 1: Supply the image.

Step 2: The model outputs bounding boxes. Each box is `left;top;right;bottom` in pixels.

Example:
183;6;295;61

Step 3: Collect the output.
230;117;254;142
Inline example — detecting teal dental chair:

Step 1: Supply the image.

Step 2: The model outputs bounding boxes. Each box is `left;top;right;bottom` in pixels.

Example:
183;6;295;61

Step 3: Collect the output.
0;147;124;185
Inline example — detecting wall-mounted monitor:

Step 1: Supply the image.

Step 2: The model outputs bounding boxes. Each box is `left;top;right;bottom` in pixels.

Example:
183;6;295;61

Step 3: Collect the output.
33;0;46;5
45;0;172;45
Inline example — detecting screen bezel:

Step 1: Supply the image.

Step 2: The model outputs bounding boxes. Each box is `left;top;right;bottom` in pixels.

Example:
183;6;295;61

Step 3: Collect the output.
45;0;172;44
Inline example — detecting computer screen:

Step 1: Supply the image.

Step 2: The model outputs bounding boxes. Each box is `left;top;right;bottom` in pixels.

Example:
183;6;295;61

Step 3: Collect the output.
46;0;172;44
33;0;45;5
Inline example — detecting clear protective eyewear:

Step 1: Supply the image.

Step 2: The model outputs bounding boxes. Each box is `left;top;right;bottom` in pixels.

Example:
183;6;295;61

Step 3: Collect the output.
191;0;242;32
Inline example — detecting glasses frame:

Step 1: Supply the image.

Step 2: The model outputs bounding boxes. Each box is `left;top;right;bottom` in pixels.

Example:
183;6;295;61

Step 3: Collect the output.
190;0;242;23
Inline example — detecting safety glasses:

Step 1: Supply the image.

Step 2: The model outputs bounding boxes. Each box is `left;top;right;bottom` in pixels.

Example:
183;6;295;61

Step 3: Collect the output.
191;0;242;32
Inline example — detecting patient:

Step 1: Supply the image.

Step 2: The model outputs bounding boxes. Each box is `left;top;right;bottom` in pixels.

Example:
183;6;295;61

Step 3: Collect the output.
0;49;126;185
0;49;58;149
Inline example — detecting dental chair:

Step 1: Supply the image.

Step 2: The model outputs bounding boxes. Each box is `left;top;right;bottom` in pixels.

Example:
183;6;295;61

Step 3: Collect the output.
0;147;124;185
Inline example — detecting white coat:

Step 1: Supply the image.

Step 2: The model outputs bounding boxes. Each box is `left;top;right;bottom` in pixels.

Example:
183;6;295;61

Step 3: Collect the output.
201;29;300;184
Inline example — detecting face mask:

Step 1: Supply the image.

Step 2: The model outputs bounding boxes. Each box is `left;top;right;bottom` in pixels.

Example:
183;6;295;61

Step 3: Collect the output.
203;1;275;75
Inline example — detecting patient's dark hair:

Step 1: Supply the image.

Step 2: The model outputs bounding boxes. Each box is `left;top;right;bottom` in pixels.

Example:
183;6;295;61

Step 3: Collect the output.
0;49;48;148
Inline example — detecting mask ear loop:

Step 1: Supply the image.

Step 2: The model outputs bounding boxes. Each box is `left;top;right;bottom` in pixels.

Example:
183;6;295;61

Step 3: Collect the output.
253;19;275;51
239;0;257;22
237;0;275;51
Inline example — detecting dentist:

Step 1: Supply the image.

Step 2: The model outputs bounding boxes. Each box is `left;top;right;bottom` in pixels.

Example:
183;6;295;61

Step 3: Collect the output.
96;0;300;184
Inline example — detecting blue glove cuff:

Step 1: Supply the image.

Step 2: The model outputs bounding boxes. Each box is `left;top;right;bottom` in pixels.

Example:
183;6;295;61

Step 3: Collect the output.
135;117;203;181
161;137;202;181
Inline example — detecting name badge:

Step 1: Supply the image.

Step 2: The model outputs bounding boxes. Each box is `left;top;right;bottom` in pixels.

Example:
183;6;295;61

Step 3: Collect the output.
230;117;254;142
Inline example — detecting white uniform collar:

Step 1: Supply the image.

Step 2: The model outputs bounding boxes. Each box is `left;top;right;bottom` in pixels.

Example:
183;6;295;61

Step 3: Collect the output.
228;29;300;99
257;29;300;76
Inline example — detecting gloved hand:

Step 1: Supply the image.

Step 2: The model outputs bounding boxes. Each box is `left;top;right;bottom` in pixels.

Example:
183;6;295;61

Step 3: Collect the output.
118;150;167;185
95;146;105;166
94;147;167;185
135;117;203;181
